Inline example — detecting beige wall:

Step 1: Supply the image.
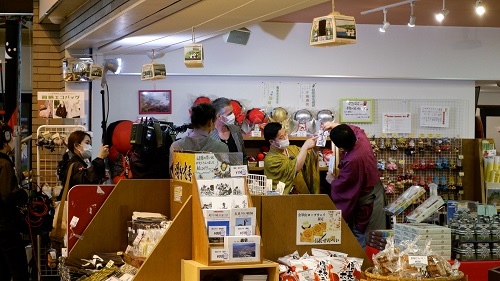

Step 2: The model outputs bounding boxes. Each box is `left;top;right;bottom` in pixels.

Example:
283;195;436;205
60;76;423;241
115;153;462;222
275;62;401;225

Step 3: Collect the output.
32;0;65;177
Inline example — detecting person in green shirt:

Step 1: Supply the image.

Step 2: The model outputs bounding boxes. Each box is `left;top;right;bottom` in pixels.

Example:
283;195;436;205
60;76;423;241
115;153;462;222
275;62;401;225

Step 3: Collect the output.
263;122;320;194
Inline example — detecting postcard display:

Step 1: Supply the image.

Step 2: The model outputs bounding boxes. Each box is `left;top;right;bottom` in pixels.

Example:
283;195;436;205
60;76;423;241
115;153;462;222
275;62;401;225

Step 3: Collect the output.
187;177;280;281
192;177;263;265
68;179;194;281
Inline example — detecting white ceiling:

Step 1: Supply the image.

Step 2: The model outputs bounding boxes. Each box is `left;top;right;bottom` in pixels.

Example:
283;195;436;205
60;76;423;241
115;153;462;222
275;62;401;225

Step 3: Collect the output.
43;0;500;93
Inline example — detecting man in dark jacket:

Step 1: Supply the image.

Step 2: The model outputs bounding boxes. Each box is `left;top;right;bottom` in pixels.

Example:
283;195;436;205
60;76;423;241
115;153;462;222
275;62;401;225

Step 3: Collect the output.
0;122;29;281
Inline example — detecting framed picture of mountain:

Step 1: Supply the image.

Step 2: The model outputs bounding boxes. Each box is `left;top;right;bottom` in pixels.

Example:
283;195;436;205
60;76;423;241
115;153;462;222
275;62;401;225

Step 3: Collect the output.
139;90;172;114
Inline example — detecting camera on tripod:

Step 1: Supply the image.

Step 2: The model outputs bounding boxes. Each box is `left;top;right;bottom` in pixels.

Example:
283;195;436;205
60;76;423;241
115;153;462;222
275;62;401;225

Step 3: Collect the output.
129;117;191;154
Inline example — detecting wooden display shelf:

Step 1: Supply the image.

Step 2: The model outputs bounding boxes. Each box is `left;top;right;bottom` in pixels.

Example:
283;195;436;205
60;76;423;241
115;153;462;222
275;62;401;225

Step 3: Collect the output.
192;178;263;266
69;179;194;281
182;259;279;281
252;194;373;272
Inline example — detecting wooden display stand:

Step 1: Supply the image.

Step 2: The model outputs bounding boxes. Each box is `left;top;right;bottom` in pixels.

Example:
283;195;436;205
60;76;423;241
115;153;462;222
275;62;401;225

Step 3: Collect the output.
69;179;193;281
191;178;264;266
252;194;373;272
182;259;279;281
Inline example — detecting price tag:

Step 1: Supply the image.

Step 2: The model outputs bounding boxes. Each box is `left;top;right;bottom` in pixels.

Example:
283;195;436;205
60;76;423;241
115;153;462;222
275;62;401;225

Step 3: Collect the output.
399;159;405;165
106;260;114;268
420;134;425;138
251;131;261;137
381;133;387;138
391;133;398;137
61;248;68;257
174;186;183;203
297;131;307;137
428;134;433;138
458;155;464;159
409;133;415;138
210;248;229;262
436;134;441;138
231;165;248;177
408;255;428;267
70;216;79;228
459;172;465;177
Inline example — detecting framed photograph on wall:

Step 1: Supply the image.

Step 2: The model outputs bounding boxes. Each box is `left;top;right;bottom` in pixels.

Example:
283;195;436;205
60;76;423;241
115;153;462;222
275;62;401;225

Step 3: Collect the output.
138;90;172;114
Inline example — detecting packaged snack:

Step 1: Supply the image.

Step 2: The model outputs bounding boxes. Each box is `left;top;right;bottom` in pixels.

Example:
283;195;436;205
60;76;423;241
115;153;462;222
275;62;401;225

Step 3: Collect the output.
372;236;401;276
384;185;426;216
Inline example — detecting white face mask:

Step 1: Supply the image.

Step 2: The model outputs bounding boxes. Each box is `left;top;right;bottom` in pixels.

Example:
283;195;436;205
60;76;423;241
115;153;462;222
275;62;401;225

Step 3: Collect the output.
223;113;235;125
79;144;93;159
275;139;290;149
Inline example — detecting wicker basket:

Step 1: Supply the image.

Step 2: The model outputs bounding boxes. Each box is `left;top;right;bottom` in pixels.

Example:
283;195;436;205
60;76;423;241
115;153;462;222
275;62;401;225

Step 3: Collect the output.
365;267;465;281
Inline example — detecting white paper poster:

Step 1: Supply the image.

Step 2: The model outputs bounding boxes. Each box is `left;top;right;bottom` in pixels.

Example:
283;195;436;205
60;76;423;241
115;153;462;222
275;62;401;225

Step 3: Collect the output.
296;210;341;245
299;83;316;108
37;92;84;118
420;106;449;128
382;113;412;134
263;82;280;107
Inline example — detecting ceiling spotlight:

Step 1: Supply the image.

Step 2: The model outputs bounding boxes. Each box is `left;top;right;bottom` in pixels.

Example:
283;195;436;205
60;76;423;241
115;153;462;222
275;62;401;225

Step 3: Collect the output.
435;0;448;22
408;1;416;27
379;9;390;32
476;0;485;16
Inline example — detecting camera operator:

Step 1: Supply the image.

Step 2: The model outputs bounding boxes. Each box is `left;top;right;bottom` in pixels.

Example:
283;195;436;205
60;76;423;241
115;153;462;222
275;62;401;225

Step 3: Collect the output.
169;103;229;170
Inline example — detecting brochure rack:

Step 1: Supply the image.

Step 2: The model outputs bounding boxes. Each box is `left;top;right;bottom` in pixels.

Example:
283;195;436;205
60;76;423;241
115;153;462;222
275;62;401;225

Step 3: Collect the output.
191;178;264;266
69;179;193;281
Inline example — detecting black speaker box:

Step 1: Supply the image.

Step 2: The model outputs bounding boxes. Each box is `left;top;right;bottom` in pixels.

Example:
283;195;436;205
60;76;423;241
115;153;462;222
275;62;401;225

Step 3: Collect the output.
226;28;250;45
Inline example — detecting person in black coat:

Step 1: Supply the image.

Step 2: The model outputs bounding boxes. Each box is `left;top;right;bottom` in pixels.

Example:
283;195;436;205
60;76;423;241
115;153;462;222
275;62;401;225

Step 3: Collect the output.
57;130;109;200
0;122;29;281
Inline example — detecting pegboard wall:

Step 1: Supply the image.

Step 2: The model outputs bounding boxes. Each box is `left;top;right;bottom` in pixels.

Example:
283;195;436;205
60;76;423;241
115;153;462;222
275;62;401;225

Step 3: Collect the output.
349;99;469;138
339;99;469;224
36;125;87;191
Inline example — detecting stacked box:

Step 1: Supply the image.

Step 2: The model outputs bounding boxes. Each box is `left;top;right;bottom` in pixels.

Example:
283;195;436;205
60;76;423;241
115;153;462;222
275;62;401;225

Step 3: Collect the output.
491;242;500;259
367;230;394;251
394;223;451;260
453;223;475;242
452;242;476;261
475;223;491;241
476;242;491;260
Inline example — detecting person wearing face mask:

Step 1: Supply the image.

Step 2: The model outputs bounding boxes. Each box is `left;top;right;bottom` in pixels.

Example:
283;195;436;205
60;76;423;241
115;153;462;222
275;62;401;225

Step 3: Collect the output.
169;103;229;170
263;122;320;194
57;130;109;200
210;97;246;162
0;122;30;281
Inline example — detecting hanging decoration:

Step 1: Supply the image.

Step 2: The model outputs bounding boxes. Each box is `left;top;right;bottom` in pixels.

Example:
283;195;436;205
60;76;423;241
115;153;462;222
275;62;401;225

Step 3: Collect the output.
309;0;357;46
184;27;204;68
141;50;166;81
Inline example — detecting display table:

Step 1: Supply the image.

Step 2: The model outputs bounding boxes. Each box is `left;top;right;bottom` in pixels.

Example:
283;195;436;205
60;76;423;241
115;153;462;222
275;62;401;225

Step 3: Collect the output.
366;245;500;281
